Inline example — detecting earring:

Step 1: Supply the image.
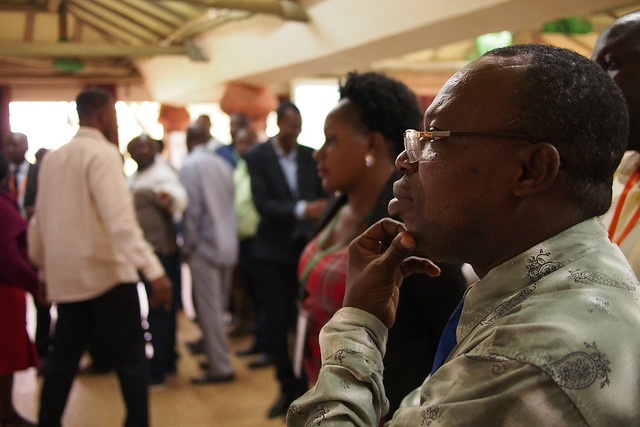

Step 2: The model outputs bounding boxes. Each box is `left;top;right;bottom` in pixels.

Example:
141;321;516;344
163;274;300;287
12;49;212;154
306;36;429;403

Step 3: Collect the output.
365;154;375;167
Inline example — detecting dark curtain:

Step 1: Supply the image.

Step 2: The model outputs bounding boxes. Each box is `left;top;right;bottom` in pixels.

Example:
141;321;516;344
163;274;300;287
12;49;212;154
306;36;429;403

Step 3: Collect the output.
0;85;11;151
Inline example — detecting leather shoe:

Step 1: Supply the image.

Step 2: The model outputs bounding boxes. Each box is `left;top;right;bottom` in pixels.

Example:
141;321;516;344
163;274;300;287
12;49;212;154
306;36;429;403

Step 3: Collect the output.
248;353;273;369
235;342;259;357
191;373;235;385
268;393;296;418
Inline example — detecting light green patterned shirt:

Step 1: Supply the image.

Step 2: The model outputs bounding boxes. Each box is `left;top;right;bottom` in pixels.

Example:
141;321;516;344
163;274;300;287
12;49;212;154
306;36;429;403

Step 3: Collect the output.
287;218;640;426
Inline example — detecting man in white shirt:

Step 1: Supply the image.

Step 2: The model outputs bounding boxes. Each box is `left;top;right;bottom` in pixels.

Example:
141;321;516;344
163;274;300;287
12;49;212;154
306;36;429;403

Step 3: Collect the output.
127;134;187;387
593;10;640;277
29;88;172;427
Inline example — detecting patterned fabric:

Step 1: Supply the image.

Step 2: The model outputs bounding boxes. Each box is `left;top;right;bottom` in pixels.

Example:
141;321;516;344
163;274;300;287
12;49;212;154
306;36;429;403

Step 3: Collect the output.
298;234;349;384
287;218;640;426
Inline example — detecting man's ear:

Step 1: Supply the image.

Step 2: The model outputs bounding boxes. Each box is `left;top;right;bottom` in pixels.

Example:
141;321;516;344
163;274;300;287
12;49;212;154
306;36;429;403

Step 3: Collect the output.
512;142;561;197
94;105;108;130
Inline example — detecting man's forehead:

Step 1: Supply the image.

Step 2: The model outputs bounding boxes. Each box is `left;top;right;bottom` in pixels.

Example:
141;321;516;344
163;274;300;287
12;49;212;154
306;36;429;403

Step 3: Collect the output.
425;56;526;124
596;15;640;50
6;134;27;147
135;137;155;148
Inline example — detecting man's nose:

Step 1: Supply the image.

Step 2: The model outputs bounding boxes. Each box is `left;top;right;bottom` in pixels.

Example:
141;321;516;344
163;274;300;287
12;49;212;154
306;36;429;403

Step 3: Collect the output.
395;150;418;175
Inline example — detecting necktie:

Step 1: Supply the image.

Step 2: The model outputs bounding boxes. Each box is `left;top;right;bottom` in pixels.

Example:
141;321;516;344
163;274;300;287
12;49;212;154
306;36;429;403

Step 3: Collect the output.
430;299;464;375
10;168;19;199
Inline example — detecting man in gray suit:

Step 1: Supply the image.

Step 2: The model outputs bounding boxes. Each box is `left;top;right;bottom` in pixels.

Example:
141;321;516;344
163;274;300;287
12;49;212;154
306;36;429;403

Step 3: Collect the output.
180;124;238;384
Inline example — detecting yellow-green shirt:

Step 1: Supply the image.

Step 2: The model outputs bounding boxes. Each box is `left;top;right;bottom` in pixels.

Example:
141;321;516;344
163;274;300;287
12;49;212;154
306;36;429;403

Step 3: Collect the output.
233;158;260;240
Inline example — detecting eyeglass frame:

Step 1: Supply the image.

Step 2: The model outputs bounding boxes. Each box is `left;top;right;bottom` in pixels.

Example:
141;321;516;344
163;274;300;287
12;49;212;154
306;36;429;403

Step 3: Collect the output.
403;129;540;163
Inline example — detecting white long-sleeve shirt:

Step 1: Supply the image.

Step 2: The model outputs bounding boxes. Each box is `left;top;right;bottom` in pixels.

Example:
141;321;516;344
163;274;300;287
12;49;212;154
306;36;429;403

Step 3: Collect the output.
28;127;164;302
128;155;188;218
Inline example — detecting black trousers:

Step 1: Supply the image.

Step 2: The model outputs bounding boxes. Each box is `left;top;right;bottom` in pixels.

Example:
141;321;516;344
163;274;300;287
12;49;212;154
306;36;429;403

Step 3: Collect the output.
145;252;181;381
238;238;269;352
38;283;149;427
34;298;52;359
256;259;307;396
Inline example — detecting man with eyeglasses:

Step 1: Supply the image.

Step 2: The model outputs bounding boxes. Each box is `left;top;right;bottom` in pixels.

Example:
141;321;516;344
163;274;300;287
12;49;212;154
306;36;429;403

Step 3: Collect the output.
287;44;640;426
593;10;640;279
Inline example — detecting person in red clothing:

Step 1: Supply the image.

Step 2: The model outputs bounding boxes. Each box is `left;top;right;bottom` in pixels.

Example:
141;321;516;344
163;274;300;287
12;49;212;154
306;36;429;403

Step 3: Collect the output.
0;153;39;427
298;73;466;414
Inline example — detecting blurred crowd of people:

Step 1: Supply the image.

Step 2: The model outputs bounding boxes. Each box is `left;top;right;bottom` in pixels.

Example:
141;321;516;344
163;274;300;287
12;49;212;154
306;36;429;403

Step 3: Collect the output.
2;9;640;426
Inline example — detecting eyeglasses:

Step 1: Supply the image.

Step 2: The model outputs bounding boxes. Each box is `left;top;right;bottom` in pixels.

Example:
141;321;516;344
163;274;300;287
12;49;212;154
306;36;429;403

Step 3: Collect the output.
403;129;540;163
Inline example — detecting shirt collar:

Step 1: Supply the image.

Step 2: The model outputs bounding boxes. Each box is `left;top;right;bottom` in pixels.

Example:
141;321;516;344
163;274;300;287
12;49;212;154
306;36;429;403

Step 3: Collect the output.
10;159;29;174
616;150;640;182
191;144;207;154
76;126;111;144
460;217;610;336
272;138;297;159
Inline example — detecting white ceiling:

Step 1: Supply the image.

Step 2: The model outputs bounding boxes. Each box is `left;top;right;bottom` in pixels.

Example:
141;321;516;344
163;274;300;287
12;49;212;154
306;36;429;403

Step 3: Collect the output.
138;0;640;103
1;0;638;103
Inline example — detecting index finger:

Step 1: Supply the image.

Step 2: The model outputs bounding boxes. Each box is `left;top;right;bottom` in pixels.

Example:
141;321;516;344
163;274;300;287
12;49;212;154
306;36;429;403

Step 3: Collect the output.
353;218;405;252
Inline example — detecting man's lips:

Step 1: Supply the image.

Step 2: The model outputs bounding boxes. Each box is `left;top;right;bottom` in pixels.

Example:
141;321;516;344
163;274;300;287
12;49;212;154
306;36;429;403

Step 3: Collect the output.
388;180;412;217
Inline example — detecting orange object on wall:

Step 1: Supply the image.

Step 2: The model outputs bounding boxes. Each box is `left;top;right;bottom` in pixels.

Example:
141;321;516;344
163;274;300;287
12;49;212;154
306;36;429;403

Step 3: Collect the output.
220;83;278;132
159;104;191;133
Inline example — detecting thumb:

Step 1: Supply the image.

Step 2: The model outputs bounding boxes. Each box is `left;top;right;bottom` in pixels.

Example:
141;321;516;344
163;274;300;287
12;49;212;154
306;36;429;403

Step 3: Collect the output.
379;230;416;268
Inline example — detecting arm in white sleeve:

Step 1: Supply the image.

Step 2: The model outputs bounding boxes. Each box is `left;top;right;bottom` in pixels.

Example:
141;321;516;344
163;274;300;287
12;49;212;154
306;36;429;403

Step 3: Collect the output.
87;148;164;281
28;215;43;268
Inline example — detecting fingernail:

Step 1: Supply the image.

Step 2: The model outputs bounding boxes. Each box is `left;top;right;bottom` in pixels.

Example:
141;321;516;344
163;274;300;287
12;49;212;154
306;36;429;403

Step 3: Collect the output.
400;232;415;248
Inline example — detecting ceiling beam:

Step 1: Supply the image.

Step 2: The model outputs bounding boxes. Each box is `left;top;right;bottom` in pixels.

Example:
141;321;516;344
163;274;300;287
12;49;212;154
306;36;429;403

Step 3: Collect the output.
162;9;251;43
48;0;63;13
68;1;161;43
0;75;144;85
66;3;147;45
24;11;35;42
153;0;309;21
93;0;175;36
122;0;189;26
0;42;187;57
0;3;47;12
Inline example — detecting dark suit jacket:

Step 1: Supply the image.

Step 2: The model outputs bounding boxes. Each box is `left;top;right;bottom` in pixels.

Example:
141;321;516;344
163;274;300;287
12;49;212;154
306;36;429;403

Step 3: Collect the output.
245;138;326;263
22;162;39;217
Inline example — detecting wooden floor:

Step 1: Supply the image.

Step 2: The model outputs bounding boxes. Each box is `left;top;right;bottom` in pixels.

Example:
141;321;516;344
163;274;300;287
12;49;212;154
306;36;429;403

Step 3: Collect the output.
13;300;287;426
